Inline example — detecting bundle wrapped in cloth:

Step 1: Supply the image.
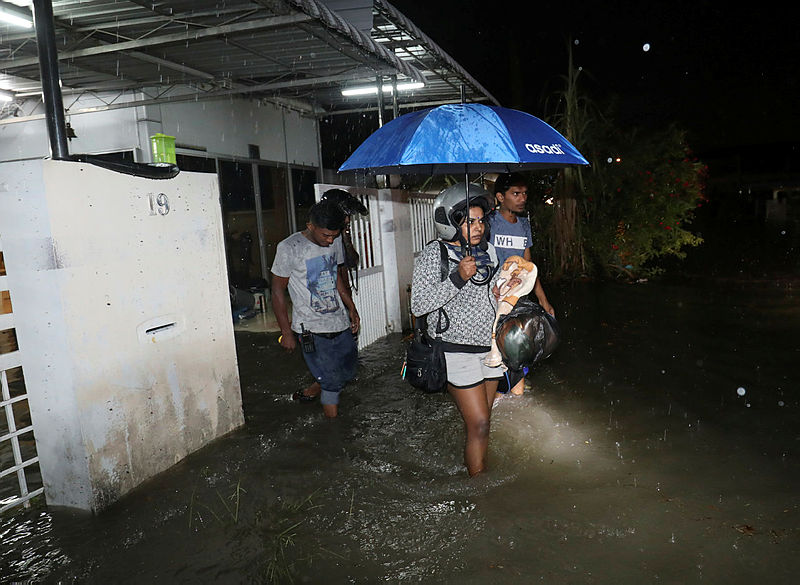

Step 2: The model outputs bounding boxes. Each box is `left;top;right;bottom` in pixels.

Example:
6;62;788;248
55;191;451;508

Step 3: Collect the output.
495;298;561;371
484;255;539;367
483;254;561;371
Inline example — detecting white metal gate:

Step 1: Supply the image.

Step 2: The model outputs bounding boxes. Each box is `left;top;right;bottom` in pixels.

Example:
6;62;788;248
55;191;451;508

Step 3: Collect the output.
315;185;389;350
349;192;389;349
409;194;436;253
0;237;43;513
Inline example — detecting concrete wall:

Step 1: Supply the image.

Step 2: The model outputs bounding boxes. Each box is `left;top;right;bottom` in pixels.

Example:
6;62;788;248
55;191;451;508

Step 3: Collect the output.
0;159;243;511
158;99;319;166
0;93;142;162
0;90;320;167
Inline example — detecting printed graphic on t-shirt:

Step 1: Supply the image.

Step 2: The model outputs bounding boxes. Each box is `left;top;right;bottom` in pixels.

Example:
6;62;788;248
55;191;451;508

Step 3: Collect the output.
306;254;340;314
493;234;528;249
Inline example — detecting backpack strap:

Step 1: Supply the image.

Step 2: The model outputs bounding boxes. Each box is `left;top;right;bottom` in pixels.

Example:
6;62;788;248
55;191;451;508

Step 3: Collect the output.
416;240;452;338
438;240;450;282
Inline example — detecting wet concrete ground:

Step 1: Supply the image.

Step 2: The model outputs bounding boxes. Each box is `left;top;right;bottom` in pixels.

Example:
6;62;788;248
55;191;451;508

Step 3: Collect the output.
1;277;799;584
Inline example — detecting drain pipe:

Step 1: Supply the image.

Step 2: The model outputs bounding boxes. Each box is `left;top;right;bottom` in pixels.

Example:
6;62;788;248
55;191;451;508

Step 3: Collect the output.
30;0;177;179
32;0;70;160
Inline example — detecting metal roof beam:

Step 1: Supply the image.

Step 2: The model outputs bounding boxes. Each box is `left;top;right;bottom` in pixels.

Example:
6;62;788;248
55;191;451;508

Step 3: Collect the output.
123;50;216;81
0;7;257;43
1;12;314;72
323;95;492;117
373;0;498;105
52;25;218;83
2;71;401;123
281;0;423;83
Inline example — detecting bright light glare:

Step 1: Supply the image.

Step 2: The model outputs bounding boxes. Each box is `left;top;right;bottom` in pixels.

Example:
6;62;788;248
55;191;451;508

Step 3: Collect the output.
0;8;33;29
545;197;555;205
341;82;424;96
0;90;14;103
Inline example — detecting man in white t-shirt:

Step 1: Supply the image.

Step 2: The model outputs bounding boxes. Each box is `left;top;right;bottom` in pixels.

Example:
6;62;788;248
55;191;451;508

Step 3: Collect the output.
271;201;360;418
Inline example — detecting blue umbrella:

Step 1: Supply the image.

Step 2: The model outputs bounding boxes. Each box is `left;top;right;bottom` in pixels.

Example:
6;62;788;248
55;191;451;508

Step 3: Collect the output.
338;103;589;174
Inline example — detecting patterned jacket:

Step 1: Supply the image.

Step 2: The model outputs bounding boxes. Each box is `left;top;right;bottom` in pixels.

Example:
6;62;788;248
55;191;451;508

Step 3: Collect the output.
411;241;499;352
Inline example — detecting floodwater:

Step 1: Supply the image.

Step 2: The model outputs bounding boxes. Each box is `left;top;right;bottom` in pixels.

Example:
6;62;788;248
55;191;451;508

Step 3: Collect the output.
2;278;799;584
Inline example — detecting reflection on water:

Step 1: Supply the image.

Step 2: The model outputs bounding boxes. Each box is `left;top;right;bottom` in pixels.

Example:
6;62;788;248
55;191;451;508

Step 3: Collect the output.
1;280;799;583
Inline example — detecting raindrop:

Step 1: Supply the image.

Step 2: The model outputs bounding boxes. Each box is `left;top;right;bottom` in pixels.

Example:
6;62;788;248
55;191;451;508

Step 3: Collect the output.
778;400;785;407
643;43;651;52
737;387;746;396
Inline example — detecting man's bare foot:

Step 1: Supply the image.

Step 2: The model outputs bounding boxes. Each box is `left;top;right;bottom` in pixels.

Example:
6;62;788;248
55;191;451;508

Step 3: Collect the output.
322;404;338;418
292;381;322;403
304;381;321;398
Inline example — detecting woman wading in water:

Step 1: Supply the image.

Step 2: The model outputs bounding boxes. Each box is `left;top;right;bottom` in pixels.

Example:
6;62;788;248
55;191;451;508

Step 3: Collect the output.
411;183;505;476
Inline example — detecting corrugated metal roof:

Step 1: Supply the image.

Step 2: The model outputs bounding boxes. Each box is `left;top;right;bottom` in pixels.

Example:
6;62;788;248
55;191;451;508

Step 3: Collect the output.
0;0;495;118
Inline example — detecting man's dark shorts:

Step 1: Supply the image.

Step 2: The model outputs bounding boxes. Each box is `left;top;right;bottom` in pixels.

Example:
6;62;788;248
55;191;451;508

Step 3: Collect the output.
299;329;358;405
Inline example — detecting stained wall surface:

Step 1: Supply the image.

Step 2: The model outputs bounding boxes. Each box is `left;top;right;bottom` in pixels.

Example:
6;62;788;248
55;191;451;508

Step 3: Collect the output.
0;159;244;511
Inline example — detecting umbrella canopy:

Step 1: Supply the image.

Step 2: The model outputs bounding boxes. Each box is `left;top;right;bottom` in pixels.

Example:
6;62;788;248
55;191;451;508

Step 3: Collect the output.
339;103;589;174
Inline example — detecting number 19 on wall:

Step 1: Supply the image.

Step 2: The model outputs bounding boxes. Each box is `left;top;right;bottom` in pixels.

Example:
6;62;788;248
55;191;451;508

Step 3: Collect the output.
148;192;170;216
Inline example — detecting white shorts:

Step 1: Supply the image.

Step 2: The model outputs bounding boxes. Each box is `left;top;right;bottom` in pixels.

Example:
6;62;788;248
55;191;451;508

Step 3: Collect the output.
444;351;506;388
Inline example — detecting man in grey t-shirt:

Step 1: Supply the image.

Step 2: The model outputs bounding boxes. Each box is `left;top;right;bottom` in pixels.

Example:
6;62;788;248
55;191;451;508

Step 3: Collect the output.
488;173;553;315
271;201;360;418
488;173;554;397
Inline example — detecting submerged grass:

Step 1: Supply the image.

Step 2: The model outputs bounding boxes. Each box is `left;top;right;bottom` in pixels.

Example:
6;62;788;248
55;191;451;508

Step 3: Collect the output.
254;489;322;584
187;479;245;528
186;481;330;584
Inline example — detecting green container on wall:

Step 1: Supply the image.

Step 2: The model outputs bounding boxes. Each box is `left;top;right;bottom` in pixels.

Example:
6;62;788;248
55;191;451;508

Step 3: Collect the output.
150;133;176;164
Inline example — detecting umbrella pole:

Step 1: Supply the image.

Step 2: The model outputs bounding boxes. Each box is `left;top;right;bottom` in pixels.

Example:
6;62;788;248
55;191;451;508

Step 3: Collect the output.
464;168;471;256
460;85;471;257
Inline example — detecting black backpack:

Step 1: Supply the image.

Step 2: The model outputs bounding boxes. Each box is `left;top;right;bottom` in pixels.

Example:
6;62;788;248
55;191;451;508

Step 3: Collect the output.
403;242;450;393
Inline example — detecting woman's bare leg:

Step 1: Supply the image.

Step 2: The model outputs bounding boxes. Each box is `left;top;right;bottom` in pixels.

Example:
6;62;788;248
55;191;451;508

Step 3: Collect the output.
449;382;493;476
484;378;499;409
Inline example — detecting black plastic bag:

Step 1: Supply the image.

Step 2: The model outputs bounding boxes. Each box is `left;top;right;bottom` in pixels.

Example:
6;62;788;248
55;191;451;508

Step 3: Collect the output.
495;299;561;371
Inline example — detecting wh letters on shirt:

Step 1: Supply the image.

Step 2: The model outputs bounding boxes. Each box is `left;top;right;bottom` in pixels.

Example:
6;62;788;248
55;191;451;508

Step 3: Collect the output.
493;234;528;250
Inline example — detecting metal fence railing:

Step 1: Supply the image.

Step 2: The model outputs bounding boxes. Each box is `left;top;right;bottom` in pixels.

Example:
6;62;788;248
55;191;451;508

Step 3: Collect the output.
0;238;44;513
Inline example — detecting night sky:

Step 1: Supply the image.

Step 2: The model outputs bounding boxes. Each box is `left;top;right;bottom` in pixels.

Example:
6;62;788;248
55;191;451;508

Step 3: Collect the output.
390;0;800;155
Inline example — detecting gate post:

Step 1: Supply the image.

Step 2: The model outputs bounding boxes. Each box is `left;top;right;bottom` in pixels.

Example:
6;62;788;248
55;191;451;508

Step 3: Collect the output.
376;188;415;332
0;159;243;512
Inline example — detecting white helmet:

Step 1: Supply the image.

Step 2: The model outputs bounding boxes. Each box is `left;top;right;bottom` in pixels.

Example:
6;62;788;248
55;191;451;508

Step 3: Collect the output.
432;182;493;241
